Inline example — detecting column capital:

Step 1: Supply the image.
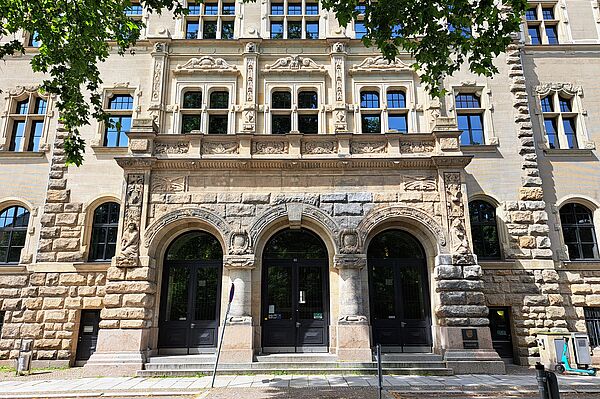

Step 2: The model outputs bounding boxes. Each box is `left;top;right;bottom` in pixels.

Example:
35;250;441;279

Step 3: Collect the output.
333;254;367;270
223;254;256;270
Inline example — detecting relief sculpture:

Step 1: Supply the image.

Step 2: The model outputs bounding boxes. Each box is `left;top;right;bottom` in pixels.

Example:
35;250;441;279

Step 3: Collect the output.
116;174;144;267
444;172;474;263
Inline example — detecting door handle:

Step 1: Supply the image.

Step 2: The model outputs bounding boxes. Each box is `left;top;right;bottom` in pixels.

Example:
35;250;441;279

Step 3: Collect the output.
296;322;301;328
400;322;407;327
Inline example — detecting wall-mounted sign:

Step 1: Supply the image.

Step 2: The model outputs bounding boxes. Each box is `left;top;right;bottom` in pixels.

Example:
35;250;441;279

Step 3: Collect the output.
462;328;479;349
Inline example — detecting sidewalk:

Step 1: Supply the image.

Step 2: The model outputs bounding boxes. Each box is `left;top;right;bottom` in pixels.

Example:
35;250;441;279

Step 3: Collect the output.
0;373;599;398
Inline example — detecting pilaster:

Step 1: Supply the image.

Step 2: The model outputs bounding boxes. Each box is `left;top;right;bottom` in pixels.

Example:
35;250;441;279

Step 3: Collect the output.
329;42;348;132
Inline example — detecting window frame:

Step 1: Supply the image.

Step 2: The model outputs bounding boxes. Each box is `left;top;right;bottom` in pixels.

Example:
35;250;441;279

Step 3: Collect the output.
0;205;30;265
103;93;135;148
559;203;599;261
468;200;502;260
523;2;563;45
267;0;321;40
2;90;50;153
184;0;236;40
537;86;588;151
265;83;324;135
89;202;121;262
451;85;496;147
174;82;236;135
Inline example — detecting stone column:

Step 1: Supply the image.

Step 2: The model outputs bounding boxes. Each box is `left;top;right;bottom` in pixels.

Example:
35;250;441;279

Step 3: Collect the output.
334;251;372;362
219;246;255;363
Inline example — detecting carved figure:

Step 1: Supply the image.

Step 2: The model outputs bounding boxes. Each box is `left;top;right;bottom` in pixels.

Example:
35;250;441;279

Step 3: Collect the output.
116;223;140;266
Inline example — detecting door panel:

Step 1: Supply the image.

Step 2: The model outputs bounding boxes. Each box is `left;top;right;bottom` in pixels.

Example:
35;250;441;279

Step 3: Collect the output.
76;310;100;361
489;307;514;359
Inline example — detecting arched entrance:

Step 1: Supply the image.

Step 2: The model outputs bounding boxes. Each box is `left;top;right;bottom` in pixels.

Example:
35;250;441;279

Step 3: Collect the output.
261;228;329;353
158;231;223;354
368;229;432;351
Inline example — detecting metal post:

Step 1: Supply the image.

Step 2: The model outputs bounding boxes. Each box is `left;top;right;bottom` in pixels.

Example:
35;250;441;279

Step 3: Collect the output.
211;283;235;388
376;344;383;399
536;362;550;399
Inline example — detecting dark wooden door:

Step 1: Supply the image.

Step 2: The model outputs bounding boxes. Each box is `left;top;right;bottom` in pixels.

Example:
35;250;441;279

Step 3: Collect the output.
76;310;100;361
489;307;514;359
158;260;221;353
262;259;328;352
369;259;432;350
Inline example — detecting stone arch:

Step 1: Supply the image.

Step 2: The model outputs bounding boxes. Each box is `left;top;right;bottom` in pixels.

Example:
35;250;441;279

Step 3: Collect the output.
143;207;231;259
358;205;448;257
248;202;340;258
0;197;34;213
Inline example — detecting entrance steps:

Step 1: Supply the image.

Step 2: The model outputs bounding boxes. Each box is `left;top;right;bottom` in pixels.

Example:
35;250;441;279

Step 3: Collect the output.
137;352;453;377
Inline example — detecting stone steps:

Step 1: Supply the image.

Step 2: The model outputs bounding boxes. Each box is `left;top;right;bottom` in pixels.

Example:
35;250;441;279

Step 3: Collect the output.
137;367;454;377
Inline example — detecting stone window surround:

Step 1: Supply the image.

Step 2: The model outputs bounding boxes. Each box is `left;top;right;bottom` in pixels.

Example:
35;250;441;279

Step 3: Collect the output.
523;0;571;45
353;81;416;134
263;81;325;134
534;83;593;152
264;0;323;40
80;195;122;264
554;195;600;262
180;0;237;40
0;198;35;266
448;83;497;147
91;85;141;150
467;193;507;262
0;87;52;154
172;80;237;135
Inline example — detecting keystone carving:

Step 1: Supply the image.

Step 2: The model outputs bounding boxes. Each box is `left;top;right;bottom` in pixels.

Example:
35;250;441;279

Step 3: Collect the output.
339;229;360;254
229;230;251;255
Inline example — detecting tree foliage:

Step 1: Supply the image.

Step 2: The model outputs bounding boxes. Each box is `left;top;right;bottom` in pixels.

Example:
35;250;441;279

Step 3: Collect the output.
0;0;526;165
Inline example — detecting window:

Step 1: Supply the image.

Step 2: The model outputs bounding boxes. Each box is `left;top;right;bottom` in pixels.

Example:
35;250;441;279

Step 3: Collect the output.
125;2;143;16
355;22;367;39
271;91;292;134
181;91;202;134
353;2;367;39
89;202;120;261
387;91;408;133
584;308;600;348
524;2;560;45
104;94;133;147
540;93;580;149
6;92;49;152
360;91;381;134
455;93;484;145
469;200;501;260
298;91;318;134
27;31;41;48
208;91;229;134
185;0;235;40
0;206;29;264
268;1;319;39
560;203;599;260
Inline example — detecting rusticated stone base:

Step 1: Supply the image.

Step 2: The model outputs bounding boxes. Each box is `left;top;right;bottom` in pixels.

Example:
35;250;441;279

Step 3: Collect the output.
219;322;254;364
444;350;506;374
84;328;149;371
336;322;372;362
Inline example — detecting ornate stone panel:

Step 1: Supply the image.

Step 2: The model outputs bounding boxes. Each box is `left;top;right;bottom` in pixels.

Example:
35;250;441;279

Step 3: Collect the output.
443;172;472;264
154;142;189;155
252;141;289;155
404;175;437;191
263;55;326;73
115;174;144;267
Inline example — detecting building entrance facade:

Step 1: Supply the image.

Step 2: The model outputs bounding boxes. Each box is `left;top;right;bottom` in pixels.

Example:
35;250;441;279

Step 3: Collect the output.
368;230;432;352
261;229;329;353
157;231;223;354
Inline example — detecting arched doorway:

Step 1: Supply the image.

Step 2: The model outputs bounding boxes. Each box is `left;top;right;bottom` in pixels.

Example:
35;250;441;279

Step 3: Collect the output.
368;229;432;351
261;228;329;353
158;231;223;354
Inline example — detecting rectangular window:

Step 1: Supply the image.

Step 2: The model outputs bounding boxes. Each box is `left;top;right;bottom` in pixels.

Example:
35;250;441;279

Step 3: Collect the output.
544;118;558;149
306;3;318;15
542;7;555;20
28;121;44;152
222;3;235;15
288;21;302;39
541;96;553;112
457;114;484;145
584;308;600;348
361;115;381;134
182;115;202;134
388;115;408;133
35;98;47;114
16;100;28;115
186;21;199;39
222;21;234;39
203;21;218;39
298;115;318;134
125;4;143;16
9;121;26;151
271;3;284;15
272;115;291;134
288;3;302;15
563;118;577;149
525;8;537;20
188;4;201;15
545;26;558;44
271;22;284;39
306;22;319;39
528;26;541;45
355;5;367;14
105;116;131;147
204;3;218;15
28;32;41;47
559;97;571;112
355;22;367;39
208;115;228;134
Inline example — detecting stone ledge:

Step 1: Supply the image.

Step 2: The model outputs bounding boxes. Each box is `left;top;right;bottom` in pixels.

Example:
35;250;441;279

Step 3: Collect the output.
27;262;111;273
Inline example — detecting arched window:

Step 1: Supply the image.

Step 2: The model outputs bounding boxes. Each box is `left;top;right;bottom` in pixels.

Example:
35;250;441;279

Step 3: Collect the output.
560;203;599;260
0;205;30;263
89;202;120;261
469;200;501;260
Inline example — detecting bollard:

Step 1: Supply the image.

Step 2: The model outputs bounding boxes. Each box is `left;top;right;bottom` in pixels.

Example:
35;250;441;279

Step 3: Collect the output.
536;363;550;399
546;370;561;399
376;344;383;399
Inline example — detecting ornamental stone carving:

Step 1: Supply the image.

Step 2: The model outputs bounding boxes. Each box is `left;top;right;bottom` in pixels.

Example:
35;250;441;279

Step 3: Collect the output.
303;141;337;155
535;82;583;97
444;172;473;263
263;55;326;73
229;230;251;255
223;255;255;270
334;58;344;102
154;142;189;155
115;174;144;267
351;141;387;154
333;254;367;269
8;85;41;97
400;141;435;153
144;207;231;249
339;229;360;254
358;205;447;250
151;176;187;192
349;56;411;74
404;175;437;191
174;57;238;74
252;141;289;155
331;42;345;53
202;142;239;155
245;42;258;53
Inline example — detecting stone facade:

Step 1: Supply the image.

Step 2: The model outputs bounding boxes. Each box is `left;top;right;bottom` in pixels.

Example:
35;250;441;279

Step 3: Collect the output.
0;1;599;374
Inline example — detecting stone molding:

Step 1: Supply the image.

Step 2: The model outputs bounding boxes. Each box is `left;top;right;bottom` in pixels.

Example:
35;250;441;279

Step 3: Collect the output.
223;255;255;270
174;56;239;74
349;56;411;74
534;82;583;97
262;55;326;73
333;254;367;270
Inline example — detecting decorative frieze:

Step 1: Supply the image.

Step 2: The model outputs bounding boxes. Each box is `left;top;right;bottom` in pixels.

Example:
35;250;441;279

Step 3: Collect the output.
202;141;239;155
400;141;435;153
151;176;187;192
302;140;337;155
351;141;387;154
349;56;411;74
404;175;437;191
263;55;326;73
252;141;289;155
174;56;239;74
154;141;189;155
